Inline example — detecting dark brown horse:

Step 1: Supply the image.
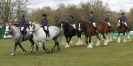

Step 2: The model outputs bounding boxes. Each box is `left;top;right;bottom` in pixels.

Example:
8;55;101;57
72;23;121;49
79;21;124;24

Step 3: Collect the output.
78;20;102;48
117;22;131;43
96;22;112;44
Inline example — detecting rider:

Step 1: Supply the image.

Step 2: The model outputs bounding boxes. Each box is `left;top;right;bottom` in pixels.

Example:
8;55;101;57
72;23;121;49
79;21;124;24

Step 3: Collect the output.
88;12;98;32
117;13;128;31
18;15;27;40
104;14;111;28
66;15;76;29
40;14;49;37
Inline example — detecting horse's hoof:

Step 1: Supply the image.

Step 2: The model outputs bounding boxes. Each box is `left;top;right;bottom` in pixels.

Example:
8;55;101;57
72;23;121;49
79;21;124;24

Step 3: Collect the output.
129;40;131;42
65;45;70;48
95;44;100;47
117;41;120;43
76;43;80;46
104;43;108;46
23;51;26;54
87;46;93;48
123;41;127;43
11;53;15;56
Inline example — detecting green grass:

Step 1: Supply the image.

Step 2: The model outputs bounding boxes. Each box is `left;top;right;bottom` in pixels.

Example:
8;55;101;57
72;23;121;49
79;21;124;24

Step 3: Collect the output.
0;36;133;66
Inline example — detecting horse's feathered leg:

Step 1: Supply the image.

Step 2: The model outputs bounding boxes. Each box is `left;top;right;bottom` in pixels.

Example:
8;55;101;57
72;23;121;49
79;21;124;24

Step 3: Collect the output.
76;32;83;45
29;38;34;53
95;33;101;46
123;33;127;43
57;41;60;52
106;33;110;42
65;36;70;48
52;37;60;52
18;43;26;54
42;42;49;53
117;32;121;43
126;32;131;42
101;33;106;40
51;39;57;53
35;43;39;54
11;42;18;56
85;36;88;44
87;37;93;48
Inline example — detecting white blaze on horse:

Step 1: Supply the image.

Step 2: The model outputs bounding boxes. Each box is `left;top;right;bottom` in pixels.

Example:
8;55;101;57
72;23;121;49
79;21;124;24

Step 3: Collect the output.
29;22;61;54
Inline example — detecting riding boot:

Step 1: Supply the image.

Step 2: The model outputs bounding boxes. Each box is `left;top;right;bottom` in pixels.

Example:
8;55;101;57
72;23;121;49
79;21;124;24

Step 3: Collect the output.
20;30;25;41
23;27;27;41
43;28;50;37
109;26;111;31
47;30;50;37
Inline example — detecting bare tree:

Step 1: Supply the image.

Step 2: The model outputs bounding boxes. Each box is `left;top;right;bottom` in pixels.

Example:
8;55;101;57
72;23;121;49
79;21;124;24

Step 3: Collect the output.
0;0;28;23
14;0;29;21
0;0;14;22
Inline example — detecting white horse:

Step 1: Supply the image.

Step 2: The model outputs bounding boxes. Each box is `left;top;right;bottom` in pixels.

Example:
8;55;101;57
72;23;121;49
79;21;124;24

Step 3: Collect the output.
6;23;34;56
29;22;61;54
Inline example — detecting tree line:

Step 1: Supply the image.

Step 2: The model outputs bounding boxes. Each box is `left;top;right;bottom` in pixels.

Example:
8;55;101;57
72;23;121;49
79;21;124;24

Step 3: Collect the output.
0;0;133;28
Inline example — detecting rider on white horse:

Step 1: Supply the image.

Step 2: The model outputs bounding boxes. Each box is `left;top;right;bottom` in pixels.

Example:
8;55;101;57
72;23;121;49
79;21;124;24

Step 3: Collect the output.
117;13;128;31
104;14;111;28
66;15;76;29
18;15;27;40
40;14;49;37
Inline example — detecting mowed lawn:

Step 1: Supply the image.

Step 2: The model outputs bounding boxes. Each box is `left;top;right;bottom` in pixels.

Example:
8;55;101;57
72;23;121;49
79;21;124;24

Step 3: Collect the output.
0;36;133;66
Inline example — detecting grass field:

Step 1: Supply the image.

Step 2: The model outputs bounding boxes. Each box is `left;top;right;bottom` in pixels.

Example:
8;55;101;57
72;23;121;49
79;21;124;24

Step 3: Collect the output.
0;36;133;66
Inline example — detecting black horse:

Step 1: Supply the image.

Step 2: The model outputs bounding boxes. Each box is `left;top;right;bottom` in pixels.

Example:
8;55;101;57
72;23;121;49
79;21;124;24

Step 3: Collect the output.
61;20;83;48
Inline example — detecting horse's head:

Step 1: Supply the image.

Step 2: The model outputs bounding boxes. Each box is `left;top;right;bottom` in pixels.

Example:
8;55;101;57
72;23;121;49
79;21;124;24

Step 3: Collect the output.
60;20;71;30
5;22;20;35
29;21;40;33
77;20;85;31
29;21;35;34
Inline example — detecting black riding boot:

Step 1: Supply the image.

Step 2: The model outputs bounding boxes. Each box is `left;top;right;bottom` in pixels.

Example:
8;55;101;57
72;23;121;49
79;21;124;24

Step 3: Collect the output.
20;30;25;41
109;26;111;31
46;30;50;37
43;28;50;37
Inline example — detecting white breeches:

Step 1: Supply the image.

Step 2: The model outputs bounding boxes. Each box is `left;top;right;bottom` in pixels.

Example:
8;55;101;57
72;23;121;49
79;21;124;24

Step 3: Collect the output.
117;20;120;26
20;27;24;31
107;22;111;26
117;22;127;27
123;22;127;27
44;26;48;30
92;22;96;27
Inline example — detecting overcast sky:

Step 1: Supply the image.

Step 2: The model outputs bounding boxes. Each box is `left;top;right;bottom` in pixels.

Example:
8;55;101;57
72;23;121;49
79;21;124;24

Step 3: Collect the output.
27;0;133;12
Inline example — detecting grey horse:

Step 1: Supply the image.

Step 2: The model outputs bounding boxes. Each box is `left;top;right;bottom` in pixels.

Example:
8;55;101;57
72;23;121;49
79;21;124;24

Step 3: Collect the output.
6;23;34;56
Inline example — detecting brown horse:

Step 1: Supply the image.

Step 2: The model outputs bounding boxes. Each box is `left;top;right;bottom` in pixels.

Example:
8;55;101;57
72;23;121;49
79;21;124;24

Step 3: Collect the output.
96;22;112;44
117;22;131;43
78;20;103;48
